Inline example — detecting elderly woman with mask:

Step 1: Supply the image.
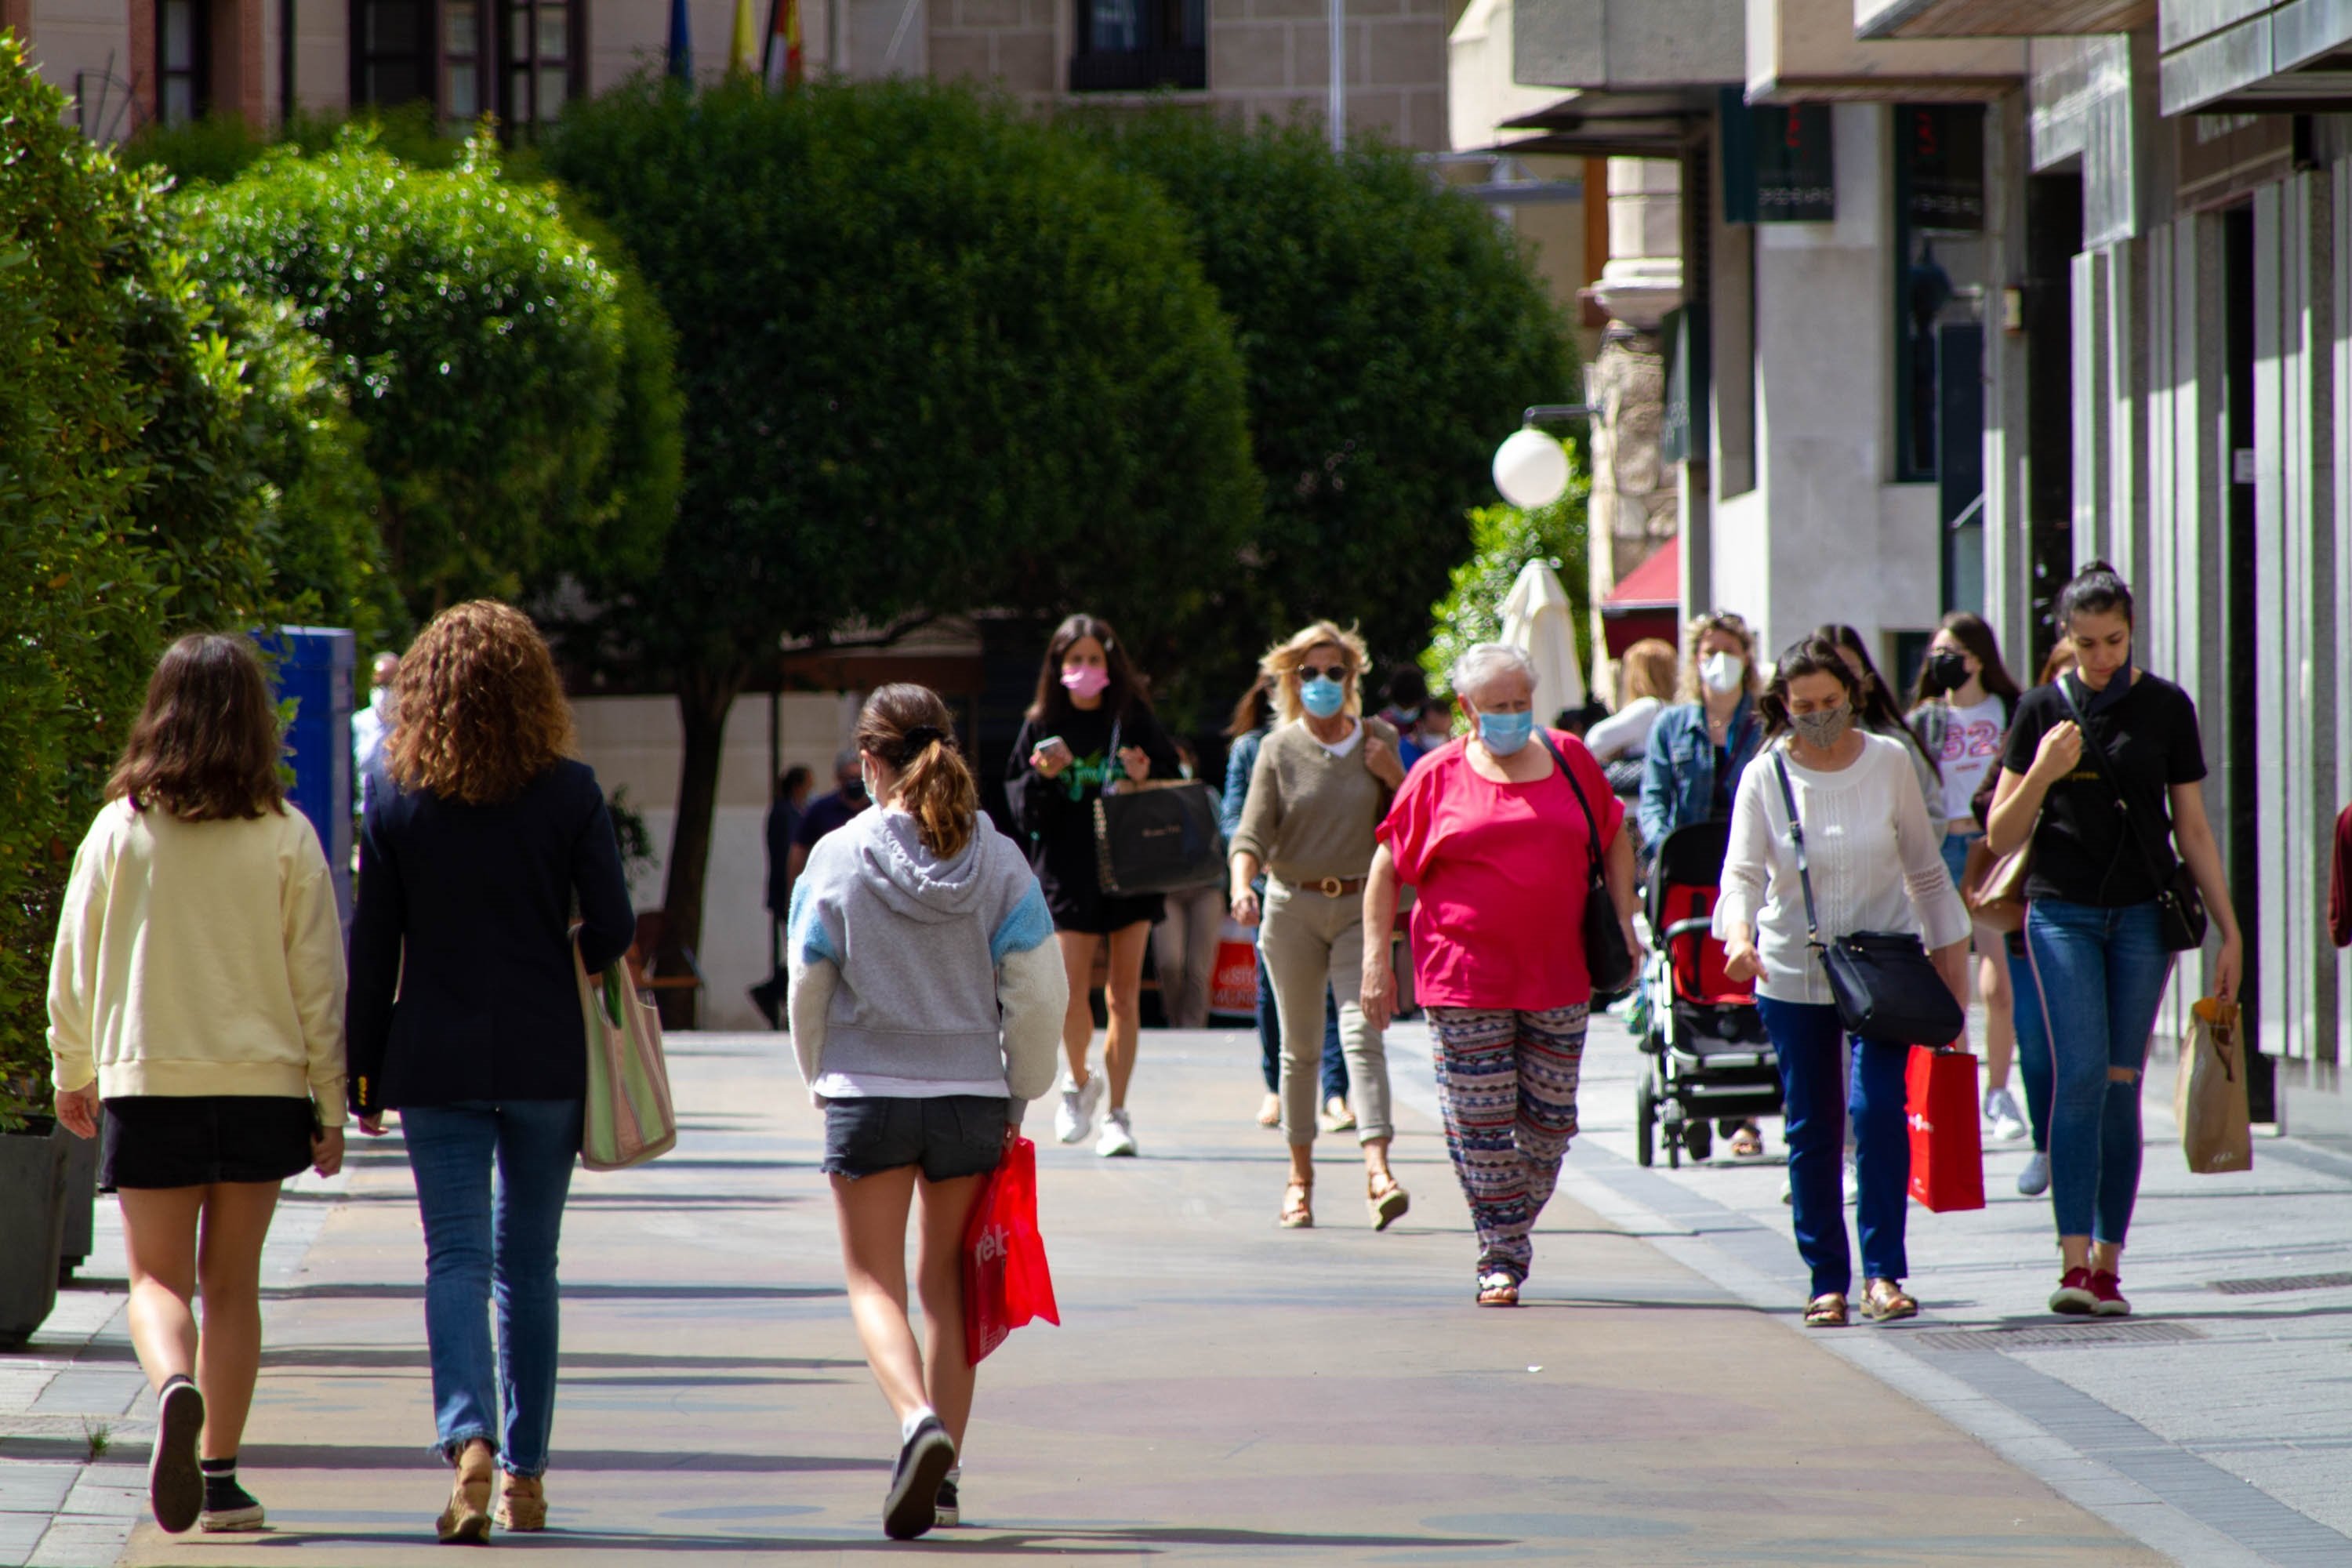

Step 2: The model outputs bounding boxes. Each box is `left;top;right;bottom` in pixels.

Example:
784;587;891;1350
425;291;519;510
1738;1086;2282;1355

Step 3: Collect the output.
1229;623;1410;1231
1363;644;1637;1306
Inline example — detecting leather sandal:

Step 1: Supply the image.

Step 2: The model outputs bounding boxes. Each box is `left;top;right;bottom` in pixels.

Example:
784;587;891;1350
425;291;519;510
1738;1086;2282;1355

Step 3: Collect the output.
1477;1272;1521;1307
1803;1293;1849;1328
437;1440;495;1544
495;1473;545;1532
1861;1278;1918;1323
1279;1173;1314;1229
1367;1172;1410;1232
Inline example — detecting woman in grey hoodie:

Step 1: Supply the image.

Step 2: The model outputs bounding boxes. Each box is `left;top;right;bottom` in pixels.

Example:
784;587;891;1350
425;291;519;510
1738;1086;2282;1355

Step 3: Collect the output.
786;684;1065;1541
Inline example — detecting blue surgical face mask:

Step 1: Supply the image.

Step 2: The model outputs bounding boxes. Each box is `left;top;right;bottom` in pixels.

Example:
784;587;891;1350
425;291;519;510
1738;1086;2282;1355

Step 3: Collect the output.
1300;676;1347;720
1478;710;1536;756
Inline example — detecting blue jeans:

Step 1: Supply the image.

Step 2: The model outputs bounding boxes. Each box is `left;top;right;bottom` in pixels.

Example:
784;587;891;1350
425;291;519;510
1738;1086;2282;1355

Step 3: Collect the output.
1757;997;1909;1298
1255;946;1346;1102
402;1098;583;1477
2024;899;2173;1245
2006;937;2053;1152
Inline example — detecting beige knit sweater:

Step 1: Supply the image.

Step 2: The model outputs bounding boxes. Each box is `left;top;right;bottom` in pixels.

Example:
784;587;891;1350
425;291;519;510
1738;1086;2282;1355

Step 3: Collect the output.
1229;717;1398;885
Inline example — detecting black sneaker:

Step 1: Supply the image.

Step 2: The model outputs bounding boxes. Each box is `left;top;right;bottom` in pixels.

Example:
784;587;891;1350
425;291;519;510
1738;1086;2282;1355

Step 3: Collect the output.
882;1417;956;1541
199;1476;267;1533
935;1476;960;1528
150;1378;206;1534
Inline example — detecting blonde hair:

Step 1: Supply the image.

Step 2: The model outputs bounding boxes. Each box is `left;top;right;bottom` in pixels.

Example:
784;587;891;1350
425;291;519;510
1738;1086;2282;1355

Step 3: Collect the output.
1679;611;1759;702
389;601;577;805
857;684;978;860
1618;638;1678;706
1259;621;1370;725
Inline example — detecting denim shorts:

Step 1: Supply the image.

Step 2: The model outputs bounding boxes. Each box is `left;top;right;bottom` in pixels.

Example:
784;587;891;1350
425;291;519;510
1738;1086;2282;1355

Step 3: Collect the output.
822;1095;1011;1182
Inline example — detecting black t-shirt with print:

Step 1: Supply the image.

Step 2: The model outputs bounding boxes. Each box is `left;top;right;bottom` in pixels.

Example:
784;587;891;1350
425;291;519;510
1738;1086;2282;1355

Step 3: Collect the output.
2001;672;2206;907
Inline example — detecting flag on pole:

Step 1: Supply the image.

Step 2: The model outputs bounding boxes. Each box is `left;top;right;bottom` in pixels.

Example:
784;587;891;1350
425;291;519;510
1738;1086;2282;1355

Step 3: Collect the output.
666;0;693;81
764;0;804;89
729;0;759;75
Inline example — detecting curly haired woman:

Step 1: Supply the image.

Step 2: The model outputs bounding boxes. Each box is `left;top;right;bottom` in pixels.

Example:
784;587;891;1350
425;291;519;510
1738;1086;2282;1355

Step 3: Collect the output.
347;601;635;1544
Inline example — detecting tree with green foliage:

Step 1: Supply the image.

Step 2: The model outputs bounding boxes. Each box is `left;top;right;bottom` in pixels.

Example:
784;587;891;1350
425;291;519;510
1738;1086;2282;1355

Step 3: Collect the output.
546;76;1259;1010
1082;109;1575;683
1422;477;1595;704
181;131;673;619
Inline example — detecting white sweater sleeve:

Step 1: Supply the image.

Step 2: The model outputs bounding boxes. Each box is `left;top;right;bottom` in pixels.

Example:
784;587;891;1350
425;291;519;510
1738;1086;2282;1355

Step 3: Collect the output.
786;951;837;1097
282;830;350;1126
45;825;107;1095
1712;760;1773;942
1895;747;1972;950
996;942;1070;1125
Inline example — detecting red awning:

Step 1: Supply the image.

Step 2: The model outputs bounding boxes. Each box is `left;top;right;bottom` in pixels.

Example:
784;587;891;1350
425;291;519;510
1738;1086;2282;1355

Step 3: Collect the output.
1602;539;1679;612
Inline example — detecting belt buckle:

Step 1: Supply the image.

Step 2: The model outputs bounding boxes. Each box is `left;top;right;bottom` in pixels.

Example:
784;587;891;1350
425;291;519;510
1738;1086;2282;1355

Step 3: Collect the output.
1317;877;1345;898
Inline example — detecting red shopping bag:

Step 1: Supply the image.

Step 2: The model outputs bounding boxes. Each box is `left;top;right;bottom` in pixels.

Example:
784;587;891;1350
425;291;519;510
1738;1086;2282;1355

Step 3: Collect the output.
1906;1045;1985;1212
963;1136;1060;1365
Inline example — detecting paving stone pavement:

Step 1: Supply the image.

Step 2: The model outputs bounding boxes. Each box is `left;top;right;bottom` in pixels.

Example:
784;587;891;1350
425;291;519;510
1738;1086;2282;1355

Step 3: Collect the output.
0;1011;2333;1564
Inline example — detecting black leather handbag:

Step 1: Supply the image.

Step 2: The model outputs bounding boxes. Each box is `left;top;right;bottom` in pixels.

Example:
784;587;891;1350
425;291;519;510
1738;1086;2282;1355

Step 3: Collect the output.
1771;757;1965;1046
1092;721;1226;896
2054;677;2209;953
1540;732;1637;1000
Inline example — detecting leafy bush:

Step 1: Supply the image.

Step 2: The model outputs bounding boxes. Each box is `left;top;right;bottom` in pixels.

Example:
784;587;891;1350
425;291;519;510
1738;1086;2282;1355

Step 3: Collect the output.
1422;477;1594;705
182;131;653;618
544;75;1258;1004
1082;110;1577;683
121;101;466;188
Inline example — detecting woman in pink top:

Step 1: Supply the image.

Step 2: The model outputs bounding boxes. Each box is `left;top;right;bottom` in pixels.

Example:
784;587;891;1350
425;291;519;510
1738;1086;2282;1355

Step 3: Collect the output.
1362;644;1639;1306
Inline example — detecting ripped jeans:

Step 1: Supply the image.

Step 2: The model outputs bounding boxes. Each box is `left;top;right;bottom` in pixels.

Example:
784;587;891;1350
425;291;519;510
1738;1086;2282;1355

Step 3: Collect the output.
2024;898;2175;1246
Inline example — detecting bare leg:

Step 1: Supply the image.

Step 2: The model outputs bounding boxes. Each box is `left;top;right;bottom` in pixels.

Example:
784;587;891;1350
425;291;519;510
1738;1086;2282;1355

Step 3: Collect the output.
1979;945;2017;1090
191;1182;281;1459
1361;1134;1395;1185
1055;931;1100;1087
120;1188;205;1392
1102;921;1151;1111
913;1171;988;1451
830;1168;927;1425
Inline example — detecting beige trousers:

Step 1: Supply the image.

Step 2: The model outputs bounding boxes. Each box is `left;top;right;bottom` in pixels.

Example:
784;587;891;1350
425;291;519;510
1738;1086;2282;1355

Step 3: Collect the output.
1261;879;1392;1148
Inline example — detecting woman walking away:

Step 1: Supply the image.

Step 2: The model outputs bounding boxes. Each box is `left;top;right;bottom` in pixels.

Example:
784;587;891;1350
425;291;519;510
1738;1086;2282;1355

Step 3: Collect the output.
1229;622;1410;1231
1224;677;1350;1129
1907;614;2029;1143
1363;644;1637;1306
48;635;347;1537
1719;638;1969;1327
347;601;635;1544
789;685;1065;1539
1985;562;2241;1317
1005;614;1181;1158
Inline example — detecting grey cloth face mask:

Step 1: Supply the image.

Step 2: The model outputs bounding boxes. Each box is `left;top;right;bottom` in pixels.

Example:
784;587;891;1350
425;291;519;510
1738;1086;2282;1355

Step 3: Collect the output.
1788;705;1853;750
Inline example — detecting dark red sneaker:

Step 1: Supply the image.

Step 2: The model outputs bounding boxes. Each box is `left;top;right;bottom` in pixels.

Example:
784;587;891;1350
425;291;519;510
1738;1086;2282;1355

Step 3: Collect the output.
2049;1267;2097;1315
2088;1269;2132;1316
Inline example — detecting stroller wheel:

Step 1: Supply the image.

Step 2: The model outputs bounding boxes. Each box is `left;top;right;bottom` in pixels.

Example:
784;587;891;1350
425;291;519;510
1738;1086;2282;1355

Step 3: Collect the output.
1684;1121;1713;1163
1635;1076;1657;1168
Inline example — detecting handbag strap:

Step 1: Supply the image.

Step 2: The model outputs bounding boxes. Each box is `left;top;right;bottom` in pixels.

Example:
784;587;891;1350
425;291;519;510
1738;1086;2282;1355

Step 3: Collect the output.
1537;730;1608;891
2053;676;2180;889
1769;753;1825;951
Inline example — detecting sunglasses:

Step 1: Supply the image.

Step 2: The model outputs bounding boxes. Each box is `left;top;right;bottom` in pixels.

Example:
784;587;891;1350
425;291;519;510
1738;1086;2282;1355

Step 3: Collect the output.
1298;664;1350;684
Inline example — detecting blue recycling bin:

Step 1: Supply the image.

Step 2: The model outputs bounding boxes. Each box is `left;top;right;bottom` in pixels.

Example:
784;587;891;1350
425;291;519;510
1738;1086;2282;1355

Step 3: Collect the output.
254;627;355;925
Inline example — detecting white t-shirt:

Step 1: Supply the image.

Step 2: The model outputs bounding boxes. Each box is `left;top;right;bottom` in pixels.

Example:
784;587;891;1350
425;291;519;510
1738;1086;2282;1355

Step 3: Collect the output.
1300;717;1363;759
1936;694;2009;827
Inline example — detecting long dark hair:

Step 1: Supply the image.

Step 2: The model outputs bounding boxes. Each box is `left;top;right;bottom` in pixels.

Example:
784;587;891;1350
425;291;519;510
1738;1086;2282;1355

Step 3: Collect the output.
1908;610;2024;710
1024;612;1146;726
1759;636;1867;742
857;684;978;860
1225;673;1275;740
1815;623;1939;779
107;634;287;822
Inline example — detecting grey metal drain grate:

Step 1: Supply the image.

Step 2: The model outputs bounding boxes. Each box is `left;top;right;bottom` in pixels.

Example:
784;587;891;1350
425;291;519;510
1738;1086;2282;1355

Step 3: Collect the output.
1909;1321;2206;1352
2209;1272;2352;1295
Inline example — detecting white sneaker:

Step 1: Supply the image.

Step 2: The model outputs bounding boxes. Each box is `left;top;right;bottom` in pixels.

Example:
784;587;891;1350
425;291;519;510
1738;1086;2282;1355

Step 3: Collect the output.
1096;1108;1137;1157
1842;1155;1857;1205
1985;1087;2028;1142
1054;1073;1102;1145
2016;1149;2051;1196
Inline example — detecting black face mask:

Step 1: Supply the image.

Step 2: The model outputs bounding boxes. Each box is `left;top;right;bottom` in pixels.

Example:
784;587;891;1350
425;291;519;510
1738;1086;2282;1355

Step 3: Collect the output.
840;778;867;802
1922;651;1969;695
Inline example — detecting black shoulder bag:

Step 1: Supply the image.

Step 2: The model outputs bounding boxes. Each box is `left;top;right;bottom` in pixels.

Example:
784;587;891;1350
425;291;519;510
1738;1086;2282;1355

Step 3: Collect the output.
1771;755;1965;1046
2054;677;2209;953
1539;731;1637;999
1093;717;1228;895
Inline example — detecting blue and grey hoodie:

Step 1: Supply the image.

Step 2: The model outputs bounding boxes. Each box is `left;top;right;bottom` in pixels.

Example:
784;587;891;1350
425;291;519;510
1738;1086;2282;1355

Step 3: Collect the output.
785;808;1065;1121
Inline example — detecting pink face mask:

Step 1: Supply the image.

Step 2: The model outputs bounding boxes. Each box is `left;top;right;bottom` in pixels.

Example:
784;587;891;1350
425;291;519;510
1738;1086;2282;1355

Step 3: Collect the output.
1061;665;1111;700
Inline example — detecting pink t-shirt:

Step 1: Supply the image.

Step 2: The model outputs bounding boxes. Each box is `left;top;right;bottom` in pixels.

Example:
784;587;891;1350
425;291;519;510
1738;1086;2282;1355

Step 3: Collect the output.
1375;732;1624;1012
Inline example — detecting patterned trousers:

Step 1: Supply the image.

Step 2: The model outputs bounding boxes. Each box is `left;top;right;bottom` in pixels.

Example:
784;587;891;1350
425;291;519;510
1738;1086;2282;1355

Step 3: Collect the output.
1427;1004;1588;1284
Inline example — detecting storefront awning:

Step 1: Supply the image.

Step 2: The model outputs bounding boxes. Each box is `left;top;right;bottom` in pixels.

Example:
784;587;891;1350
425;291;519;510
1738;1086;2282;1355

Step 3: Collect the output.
1493;89;1715;159
1853;0;2152;43
1603;538;1681;613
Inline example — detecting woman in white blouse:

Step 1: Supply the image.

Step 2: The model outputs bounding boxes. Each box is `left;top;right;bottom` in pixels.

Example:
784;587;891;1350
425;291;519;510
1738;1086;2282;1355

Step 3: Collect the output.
1715;636;1969;1329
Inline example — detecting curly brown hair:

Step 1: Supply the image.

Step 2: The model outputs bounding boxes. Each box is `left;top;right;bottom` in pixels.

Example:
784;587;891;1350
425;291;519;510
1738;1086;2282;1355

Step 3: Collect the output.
387;601;576;806
107;634;287;822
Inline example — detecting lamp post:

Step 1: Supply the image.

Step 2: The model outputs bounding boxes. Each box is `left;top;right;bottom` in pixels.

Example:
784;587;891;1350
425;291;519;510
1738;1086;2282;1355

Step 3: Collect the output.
1490;404;1590;510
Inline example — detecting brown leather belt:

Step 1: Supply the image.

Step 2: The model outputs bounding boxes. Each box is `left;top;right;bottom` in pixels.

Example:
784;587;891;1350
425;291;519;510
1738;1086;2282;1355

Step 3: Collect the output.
1278;876;1367;898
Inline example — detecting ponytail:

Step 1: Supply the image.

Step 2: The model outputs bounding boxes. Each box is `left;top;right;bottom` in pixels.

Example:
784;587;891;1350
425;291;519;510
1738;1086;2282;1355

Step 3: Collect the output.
854;683;978;860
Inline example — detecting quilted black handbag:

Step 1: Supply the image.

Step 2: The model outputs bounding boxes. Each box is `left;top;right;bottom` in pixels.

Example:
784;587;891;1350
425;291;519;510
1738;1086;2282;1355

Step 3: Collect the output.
1091;722;1226;895
1771;757;1965;1046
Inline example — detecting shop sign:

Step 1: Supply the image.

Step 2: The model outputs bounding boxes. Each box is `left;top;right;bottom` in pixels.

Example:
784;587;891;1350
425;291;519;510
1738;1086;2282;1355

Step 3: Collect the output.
2176;113;2302;213
1753;105;1835;223
1902;105;1986;233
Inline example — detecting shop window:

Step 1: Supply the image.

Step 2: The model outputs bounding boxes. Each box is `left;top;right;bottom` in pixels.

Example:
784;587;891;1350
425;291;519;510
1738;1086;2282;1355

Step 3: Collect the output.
1891;105;1987;488
1070;0;1203;92
158;0;209;124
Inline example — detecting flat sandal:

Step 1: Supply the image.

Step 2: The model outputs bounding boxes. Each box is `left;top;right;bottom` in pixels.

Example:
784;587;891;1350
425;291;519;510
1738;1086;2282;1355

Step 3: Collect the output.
1861;1278;1918;1322
1803;1293;1849;1328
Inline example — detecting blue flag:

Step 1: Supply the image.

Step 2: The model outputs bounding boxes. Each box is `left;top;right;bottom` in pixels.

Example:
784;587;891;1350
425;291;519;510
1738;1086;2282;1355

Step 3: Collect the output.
667;0;694;81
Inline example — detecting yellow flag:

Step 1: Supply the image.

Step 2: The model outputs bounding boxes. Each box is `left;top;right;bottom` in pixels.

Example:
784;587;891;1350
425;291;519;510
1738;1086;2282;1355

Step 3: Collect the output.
730;0;759;75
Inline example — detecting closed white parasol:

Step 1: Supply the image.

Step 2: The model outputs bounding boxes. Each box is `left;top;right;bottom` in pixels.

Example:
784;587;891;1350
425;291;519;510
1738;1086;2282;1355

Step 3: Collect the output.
1498;558;1585;724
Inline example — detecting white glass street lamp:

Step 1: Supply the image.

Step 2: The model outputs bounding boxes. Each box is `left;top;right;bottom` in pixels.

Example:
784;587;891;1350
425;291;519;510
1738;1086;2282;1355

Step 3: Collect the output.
1490;404;1588;510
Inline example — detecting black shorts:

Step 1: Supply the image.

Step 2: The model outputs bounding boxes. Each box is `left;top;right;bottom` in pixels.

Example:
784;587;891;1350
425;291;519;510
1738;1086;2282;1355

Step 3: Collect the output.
100;1096;317;1192
822;1095;1010;1183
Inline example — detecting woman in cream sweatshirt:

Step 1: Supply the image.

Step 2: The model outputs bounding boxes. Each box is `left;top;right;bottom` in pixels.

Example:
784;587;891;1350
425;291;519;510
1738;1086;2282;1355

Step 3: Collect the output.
48;634;347;1538
788;684;1065;1541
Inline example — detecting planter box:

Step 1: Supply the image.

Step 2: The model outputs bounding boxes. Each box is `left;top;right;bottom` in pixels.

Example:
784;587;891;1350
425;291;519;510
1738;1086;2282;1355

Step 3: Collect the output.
0;1123;68;1348
57;1127;99;1283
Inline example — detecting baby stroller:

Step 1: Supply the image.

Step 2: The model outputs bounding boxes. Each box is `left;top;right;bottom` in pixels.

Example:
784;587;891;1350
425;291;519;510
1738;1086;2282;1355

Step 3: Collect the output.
1633;820;1779;1167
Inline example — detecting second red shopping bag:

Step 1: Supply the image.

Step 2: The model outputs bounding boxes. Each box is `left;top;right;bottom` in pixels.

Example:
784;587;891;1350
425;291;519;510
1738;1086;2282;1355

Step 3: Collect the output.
1906;1044;1985;1212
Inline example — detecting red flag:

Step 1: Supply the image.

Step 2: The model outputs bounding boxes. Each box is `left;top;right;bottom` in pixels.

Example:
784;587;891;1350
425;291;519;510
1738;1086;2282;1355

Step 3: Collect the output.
764;0;804;89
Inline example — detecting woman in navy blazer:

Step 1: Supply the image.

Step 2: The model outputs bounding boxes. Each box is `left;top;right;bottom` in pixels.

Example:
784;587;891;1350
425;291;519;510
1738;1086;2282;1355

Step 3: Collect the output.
347;601;633;1544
